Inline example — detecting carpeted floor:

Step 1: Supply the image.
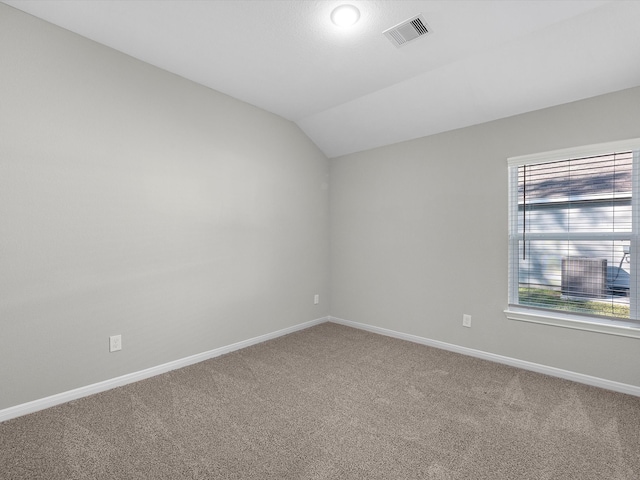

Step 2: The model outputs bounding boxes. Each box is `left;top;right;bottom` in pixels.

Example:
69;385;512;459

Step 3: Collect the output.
1;322;639;479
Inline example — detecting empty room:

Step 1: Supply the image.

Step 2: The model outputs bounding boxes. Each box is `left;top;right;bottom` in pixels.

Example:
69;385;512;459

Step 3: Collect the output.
1;1;640;478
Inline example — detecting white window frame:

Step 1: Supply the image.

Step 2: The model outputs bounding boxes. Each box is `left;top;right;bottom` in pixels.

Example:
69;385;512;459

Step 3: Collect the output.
505;139;640;339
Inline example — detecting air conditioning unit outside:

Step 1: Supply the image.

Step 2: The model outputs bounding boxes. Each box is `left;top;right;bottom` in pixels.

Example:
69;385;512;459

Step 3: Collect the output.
561;257;607;298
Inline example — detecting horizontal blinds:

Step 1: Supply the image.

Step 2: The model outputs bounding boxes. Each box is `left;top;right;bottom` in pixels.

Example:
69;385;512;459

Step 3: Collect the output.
509;148;639;321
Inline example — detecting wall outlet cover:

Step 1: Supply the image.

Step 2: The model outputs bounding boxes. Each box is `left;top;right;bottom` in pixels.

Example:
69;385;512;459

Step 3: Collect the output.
109;334;122;352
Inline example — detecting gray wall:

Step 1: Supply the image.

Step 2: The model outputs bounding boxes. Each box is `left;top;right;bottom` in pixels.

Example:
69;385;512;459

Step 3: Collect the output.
330;86;640;387
2;2;639;413
0;4;329;410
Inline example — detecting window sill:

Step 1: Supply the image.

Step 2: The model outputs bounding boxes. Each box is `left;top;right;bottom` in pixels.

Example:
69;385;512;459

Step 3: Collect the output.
504;307;640;339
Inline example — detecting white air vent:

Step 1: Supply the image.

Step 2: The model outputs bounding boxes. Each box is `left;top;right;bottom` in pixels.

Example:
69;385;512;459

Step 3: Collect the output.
383;14;431;48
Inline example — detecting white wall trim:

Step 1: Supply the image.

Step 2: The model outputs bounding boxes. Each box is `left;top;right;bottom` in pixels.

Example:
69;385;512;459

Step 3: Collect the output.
507;137;640;167
4;314;638;423
329;316;640;397
0;316;329;423
504;308;640;339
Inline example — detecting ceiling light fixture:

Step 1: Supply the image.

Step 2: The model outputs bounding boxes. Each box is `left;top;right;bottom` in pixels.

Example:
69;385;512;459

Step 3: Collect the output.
330;4;360;27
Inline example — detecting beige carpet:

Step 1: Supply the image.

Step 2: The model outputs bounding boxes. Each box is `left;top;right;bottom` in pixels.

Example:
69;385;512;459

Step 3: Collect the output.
1;322;639;479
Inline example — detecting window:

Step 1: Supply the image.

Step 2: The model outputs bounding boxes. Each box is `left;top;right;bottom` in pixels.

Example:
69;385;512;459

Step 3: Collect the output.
507;139;640;336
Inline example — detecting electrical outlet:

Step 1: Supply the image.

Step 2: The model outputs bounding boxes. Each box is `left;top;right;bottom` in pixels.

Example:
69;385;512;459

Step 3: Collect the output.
314;294;320;305
462;314;471;328
109;334;122;352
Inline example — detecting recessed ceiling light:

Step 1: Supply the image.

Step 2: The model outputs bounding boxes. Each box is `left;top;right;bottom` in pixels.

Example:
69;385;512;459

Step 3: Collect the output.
330;4;360;27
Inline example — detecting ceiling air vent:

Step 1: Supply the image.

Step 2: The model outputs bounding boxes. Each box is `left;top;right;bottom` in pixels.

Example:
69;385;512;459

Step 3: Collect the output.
383;14;431;48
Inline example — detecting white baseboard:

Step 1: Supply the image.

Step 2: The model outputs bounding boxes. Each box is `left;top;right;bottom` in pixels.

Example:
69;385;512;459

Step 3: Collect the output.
0;316;329;423
329;316;640;398
4;314;637;423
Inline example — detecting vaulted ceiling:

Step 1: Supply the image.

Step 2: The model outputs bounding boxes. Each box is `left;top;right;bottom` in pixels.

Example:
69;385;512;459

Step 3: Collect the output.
4;1;640;158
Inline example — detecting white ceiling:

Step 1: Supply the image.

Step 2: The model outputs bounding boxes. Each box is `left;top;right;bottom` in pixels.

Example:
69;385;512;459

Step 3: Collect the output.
4;0;640;158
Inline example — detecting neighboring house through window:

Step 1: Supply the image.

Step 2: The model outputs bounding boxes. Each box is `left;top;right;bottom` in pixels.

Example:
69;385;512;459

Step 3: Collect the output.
506;139;640;338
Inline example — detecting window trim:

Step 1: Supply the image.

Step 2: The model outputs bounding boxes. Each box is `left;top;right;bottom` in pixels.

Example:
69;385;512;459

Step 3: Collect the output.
506;139;640;168
506;138;640;337
504;306;640;339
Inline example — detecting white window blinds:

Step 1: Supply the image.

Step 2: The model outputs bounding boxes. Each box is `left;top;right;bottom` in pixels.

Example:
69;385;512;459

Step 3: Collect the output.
508;140;640;322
